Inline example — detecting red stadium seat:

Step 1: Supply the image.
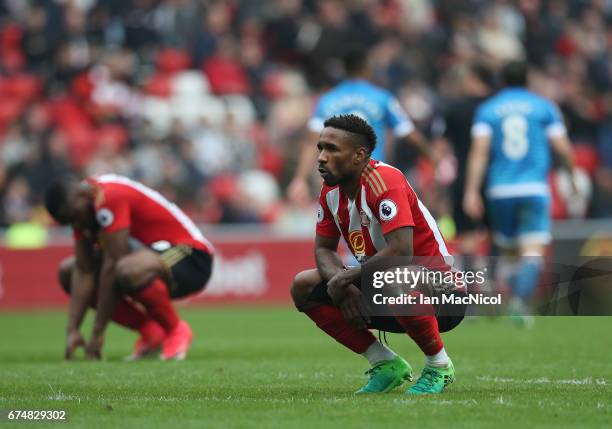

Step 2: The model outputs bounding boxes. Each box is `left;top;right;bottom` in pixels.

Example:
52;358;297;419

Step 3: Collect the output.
1;49;25;71
51;96;94;130
156;48;191;74
256;143;283;179
4;74;42;102
63;124;97;168
572;144;599;175
71;71;95;99
96;124;129;151
203;56;250;95
0;24;22;50
260;202;283;223
549;173;566;220
555;34;576;58
0;98;25;126
262;72;284;99
248;124;283;178
143;72;173;98
208;175;239;203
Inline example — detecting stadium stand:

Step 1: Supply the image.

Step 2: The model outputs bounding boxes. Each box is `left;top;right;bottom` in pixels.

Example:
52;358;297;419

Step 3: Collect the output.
0;0;610;230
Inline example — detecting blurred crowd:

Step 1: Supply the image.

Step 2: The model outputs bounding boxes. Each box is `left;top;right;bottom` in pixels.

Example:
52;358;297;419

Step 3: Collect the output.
0;0;611;234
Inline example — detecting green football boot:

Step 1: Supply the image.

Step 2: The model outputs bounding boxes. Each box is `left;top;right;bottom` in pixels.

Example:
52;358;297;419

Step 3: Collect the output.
355;356;413;394
508;297;535;329
406;360;455;395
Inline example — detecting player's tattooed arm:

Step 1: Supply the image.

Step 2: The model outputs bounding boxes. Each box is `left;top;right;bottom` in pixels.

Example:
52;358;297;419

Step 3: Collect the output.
314;234;344;282
338;226;414;286
65;238;96;360
87;228;130;359
378;226;414;258
316;235;371;328
326;228;413;311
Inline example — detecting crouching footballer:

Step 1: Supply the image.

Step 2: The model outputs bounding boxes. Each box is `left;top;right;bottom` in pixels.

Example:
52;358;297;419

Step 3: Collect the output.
291;115;465;394
45;174;214;361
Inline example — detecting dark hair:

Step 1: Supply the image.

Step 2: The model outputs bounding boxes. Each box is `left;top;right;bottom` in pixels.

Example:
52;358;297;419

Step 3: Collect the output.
324;114;377;154
343;47;368;76
501;61;528;87
44;178;75;223
470;63;494;88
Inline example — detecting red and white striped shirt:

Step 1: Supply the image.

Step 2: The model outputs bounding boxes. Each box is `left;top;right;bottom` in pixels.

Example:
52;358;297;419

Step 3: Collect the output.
316;160;451;265
77;174;213;254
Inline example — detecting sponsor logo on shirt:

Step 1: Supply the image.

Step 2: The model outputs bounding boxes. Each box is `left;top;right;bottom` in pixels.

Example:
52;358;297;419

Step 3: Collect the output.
348;230;366;258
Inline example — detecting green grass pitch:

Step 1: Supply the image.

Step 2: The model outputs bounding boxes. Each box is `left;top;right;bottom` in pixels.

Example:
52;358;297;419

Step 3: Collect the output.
0;307;610;428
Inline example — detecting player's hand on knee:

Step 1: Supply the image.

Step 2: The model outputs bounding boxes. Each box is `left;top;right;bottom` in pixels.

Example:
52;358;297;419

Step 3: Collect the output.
65;331;86;360
327;270;356;304
327;277;348;305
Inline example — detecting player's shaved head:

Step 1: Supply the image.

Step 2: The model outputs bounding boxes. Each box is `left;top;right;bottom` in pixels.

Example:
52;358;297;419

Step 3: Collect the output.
44;178;90;225
323;114;377;154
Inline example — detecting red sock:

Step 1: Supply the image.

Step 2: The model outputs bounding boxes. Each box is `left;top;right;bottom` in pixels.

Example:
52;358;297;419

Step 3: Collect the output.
130;278;179;333
304;304;376;353
111;299;149;331
389;291;444;356
394;315;443;356
89;293;149;332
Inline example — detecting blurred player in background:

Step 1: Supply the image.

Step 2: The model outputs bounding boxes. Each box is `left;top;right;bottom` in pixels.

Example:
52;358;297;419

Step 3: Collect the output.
463;61;576;324
441;64;493;272
292;115;461;395
45;175;214;360
288;48;431;205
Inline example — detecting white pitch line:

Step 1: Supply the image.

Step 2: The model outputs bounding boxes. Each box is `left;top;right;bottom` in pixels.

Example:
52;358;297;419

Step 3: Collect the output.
477;376;607;385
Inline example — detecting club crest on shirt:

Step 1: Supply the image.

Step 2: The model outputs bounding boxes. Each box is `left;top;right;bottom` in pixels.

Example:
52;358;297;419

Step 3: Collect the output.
96;208;114;228
359;210;370;227
379;199;398;221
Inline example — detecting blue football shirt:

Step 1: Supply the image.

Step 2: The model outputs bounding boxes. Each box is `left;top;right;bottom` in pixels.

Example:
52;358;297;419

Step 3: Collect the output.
309;79;415;162
472;88;567;199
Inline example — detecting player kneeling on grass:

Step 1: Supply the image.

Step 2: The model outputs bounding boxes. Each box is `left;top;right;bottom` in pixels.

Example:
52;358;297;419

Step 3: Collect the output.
291;115;464;395
44;175;214;361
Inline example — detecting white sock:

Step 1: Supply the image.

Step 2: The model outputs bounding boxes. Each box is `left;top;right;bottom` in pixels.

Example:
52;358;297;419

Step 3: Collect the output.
362;340;397;366
497;255;519;287
425;347;450;368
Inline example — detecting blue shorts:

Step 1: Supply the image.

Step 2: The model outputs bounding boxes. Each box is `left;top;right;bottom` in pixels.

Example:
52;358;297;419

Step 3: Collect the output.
488;196;551;248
